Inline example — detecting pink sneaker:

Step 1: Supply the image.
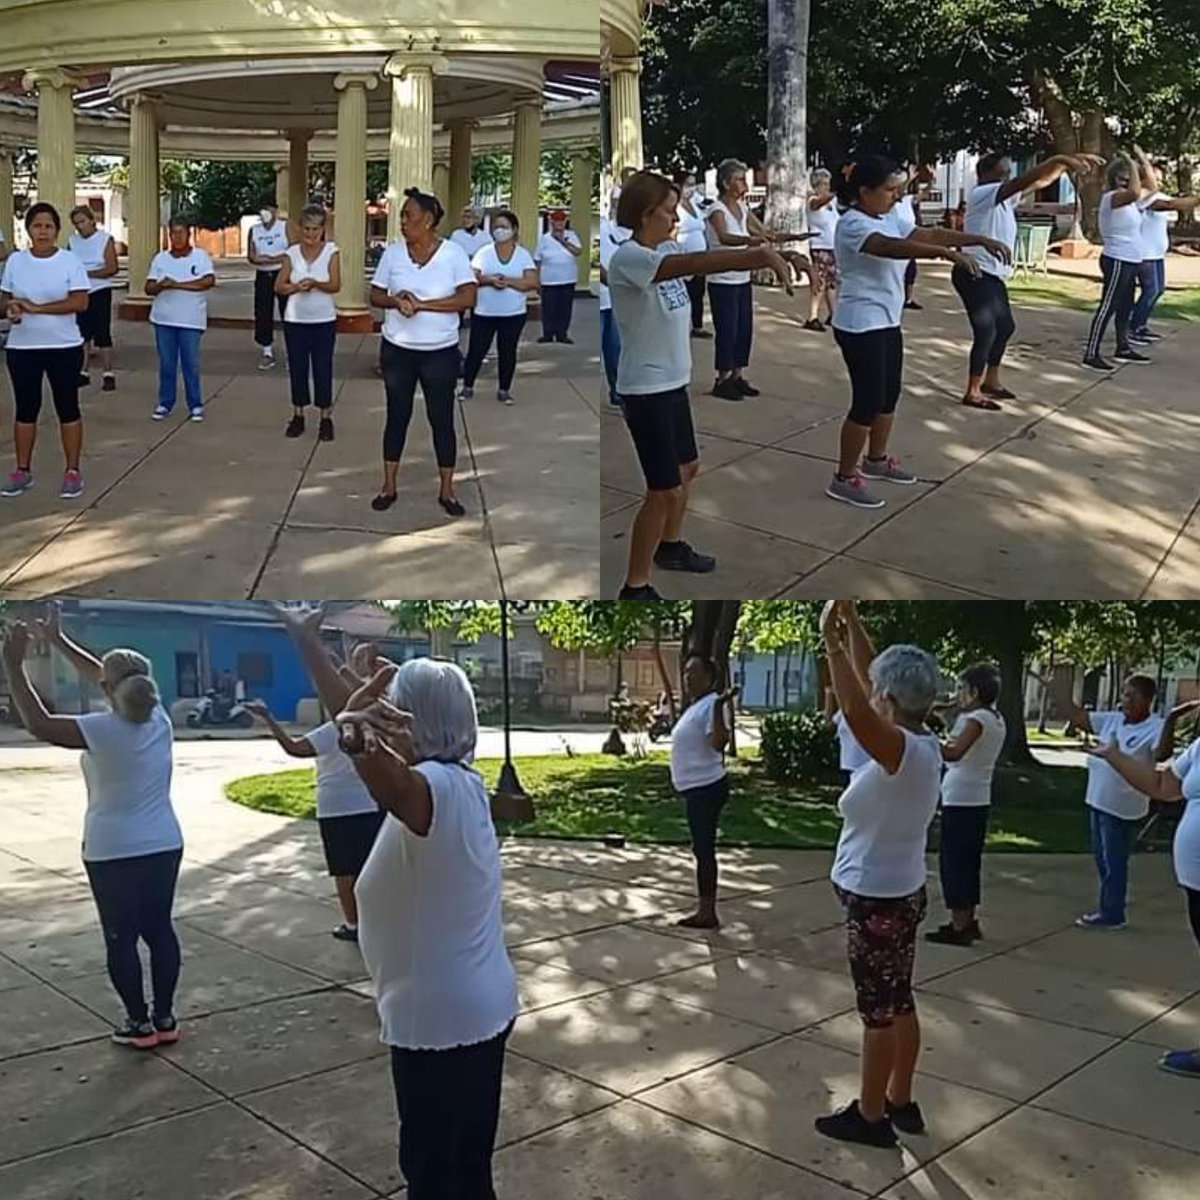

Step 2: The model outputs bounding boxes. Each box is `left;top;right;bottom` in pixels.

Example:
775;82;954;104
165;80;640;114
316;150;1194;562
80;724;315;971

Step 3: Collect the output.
1;468;33;497
60;469;84;499
825;472;885;509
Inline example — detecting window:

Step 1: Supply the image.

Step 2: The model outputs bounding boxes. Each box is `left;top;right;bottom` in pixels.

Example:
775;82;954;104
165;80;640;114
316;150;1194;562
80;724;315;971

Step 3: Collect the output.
175;652;199;699
237;652;273;687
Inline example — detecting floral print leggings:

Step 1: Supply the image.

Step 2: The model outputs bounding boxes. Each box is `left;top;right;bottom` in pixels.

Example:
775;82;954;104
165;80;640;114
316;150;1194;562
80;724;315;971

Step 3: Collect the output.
834;884;928;1028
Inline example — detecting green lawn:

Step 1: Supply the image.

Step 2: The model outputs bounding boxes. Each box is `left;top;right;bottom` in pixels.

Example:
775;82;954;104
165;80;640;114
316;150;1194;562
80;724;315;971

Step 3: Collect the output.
1009;272;1200;321
225;751;1094;854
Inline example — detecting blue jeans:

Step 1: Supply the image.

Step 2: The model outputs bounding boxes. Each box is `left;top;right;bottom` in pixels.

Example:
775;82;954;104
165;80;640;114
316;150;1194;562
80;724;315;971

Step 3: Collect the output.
154;324;204;412
1090;807;1136;923
1131;258;1166;334
600;307;621;403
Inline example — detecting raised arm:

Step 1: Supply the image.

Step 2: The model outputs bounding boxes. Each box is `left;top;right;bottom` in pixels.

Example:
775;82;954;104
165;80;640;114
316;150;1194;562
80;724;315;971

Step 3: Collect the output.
243;700;317;757
1065;699;1094;734
843;601;876;688
1155;699;1200;762
272;603;353;715
1089;740;1184;804
709;686;736;752
38;602;103;685
2;624;87;750
997;154;1105;204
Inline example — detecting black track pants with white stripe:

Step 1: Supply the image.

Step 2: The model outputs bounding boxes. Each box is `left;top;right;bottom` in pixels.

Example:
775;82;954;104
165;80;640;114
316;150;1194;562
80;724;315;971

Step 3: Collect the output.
1084;254;1138;359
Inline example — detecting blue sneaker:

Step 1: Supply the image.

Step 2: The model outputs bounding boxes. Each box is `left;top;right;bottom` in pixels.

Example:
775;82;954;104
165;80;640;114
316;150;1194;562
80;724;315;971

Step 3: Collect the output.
1075;911;1126;930
1158;1049;1200;1078
1;468;33;497
151;405;171;421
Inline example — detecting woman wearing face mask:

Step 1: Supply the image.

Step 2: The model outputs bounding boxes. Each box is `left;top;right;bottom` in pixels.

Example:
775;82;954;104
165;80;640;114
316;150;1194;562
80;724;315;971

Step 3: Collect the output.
275;205;341;441
0;203;90;499
248;201;290;371
674;171;711;339
369;188;477;517
460;210;538;406
535;209;583;343
805;168;840;332
68;206;119;391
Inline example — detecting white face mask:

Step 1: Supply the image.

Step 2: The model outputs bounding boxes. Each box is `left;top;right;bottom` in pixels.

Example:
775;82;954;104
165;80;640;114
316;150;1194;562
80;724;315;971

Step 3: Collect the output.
493;227;514;243
682;185;696;199
259;209;275;225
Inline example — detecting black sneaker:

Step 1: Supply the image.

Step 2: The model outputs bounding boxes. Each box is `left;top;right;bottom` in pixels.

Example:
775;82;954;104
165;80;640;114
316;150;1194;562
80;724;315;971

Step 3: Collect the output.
618;583;662;600
1081;355;1115;371
734;378;761;396
803;319;825;332
925;922;975;946
690;328;712;339
903;300;923;311
556;335;575;345
331;923;359;943
101;374;116;392
886;1099;926;1135
318;416;334;442
814;1101;897;1148
1137;329;1163;342
112;1020;158;1049
654;540;717;574
77;372;92;388
285;415;305;438
711;378;743;401
1114;348;1152;364
536;335;554;344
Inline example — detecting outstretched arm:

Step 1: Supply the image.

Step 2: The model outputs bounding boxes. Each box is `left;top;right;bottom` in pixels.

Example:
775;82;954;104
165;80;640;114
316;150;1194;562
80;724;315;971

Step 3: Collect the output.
997;154;1105;204
244;701;317;758
911;227;1013;263
38;603;103;685
2;624;87;750
272;604;353;715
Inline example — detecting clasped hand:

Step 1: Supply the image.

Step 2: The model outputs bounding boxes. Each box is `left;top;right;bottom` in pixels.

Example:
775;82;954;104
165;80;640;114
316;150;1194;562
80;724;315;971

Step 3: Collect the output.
335;665;416;763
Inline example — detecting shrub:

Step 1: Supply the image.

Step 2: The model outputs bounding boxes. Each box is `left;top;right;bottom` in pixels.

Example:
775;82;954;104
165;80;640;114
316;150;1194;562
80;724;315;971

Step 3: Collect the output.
760;710;840;783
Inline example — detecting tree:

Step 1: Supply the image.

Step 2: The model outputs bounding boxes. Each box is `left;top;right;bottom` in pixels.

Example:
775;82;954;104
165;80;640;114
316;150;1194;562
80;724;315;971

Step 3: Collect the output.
188;161;277;229
763;1;810;241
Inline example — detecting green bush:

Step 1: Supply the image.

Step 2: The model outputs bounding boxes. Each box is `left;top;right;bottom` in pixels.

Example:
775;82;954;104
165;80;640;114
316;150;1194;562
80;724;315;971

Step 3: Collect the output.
760;710;840;784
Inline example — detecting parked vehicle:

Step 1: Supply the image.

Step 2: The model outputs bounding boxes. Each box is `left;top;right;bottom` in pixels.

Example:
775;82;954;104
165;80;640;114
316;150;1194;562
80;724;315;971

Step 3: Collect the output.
185;689;255;729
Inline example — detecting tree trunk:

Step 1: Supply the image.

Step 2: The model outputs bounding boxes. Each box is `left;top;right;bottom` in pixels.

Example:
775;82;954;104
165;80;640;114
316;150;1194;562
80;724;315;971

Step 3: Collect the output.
684;601;743;753
998;640;1035;764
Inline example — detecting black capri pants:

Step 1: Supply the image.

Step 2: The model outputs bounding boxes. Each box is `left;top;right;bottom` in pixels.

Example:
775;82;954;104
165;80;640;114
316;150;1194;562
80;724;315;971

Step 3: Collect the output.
621;387;699;492
254;270;287;347
7;346;85;424
681;775;729;897
952;268;1016;376
77;288;113;349
834;325;903;425
283;321;337;409
380;341;459;467
938;805;990;910
463;313;526;391
686;275;706;331
708;281;753;372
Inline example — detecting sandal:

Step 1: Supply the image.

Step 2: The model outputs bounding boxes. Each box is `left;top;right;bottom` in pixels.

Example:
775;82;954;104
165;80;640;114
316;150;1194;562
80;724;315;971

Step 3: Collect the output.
962;395;1002;411
371;492;398;511
982;385;1017;400
438;495;466;518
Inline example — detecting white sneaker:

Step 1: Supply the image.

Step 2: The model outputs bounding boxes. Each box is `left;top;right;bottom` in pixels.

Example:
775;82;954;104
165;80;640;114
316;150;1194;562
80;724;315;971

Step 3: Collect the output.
189;409;205;422
257;354;276;372
151;406;170;421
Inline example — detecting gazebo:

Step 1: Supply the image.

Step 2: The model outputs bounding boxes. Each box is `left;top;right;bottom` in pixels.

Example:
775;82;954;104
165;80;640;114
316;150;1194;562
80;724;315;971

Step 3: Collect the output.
0;1;599;328
601;0;648;177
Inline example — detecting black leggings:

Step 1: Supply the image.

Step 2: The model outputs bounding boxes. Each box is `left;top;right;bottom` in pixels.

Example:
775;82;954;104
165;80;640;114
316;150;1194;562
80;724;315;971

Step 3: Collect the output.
283;321;337;409
834;325;903;425
682;776;729;899
1187;886;1200;947
254;270;286;348
539;284;575;339
708;281;753;372
938;805;990;910
380;341;459;467
7;346;84;425
463;313;526;391
84;848;183;1025
1084;254;1138;358
390;1021;512;1199
686;275;706;331
905;259;917;289
952;267;1016;376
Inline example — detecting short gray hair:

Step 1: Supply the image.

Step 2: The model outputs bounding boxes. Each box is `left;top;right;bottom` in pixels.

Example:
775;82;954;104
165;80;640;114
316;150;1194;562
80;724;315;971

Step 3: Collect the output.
716;158;747;191
299;204;327;226
388;658;477;763
869;644;939;719
809;168;832;188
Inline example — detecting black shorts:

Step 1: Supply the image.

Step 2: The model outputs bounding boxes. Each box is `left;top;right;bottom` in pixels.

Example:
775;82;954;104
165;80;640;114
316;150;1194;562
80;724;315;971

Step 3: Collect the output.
318;810;385;877
77;288;113;349
621;387;699;491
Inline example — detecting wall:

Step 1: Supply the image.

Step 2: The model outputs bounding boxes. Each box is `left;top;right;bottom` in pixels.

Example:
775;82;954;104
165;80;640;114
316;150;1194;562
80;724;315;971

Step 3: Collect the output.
206;623;312;718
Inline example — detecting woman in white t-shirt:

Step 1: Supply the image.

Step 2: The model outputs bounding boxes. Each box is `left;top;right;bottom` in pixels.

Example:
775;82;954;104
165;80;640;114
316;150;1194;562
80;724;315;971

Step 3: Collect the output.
806;168;840;332
1089;700;1200;1079
146;216;216;423
1083;154;1155;369
275;205;341;442
674;171;711;338
0;203;90;500
928;663;1006;946
68;205;119;391
817;600;942;1149
461;208;538;406
669;656;737;929
2;608;184;1051
369;188;477;518
534;209;583;343
332;656;518;1196
826;156;1004;513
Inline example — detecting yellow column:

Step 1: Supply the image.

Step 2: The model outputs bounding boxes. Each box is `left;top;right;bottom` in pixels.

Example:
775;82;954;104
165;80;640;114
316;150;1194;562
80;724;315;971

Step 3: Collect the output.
333;72;378;319
23;68;80;242
570;152;594;292
274;163;289;210
288;130;311;220
383;54;444;242
448;118;475;218
0;150;14;250
432;161;450;205
126;92;160;308
609;57;644;177
510;99;542;252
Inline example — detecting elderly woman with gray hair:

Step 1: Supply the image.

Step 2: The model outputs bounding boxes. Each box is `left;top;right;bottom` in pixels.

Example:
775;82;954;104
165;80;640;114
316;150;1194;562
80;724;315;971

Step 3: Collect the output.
806;167;840;332
816;599;942;1149
277;606;518;1198
1;604;184;1051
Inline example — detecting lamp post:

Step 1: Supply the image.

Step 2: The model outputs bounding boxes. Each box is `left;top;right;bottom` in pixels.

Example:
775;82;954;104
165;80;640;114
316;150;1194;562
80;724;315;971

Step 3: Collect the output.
492;599;531;819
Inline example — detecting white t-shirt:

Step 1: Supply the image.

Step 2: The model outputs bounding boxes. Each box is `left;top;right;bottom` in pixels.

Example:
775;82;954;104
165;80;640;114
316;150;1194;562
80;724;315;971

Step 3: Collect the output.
834;712;871;777
833;207;907;333
282;243;339;324
830;728;942;897
963;182;1019;279
598;220;631;311
250;220;290;272
535;230;582;286
670;693;726;792
1168;738;1200;890
67;229;114;293
1138;193;1170;261
372;239;475;351
609;238;693;395
450;227;492;260
705;198;752;285
1098;192;1145;264
1086;710;1165;820
305;722;379;819
148;248;215;331
77;705;183;863
676;201;708;255
470;242;536;318
941;708;1006;807
0;249;89;350
355;760;519;1051
894;195;918;237
808;197;840;252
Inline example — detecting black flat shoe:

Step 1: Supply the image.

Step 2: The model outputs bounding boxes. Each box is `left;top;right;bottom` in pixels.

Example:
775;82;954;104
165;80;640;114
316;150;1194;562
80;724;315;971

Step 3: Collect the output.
438;495;466;517
618;583;662;599
886;1099;926;1135
318;416;334;442
925;922;975;946
734;378;761;396
371;492;397;511
285;415;305;438
815;1101;897;1148
654;540;716;573
981;385;1016;400
711;378;743;401
537;335;554;344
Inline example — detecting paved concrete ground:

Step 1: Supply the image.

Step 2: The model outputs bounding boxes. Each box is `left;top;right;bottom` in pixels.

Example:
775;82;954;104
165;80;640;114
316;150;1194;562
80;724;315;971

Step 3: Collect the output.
602;267;1200;598
1049;249;1200;287
2;741;1199;1198
0;273;600;600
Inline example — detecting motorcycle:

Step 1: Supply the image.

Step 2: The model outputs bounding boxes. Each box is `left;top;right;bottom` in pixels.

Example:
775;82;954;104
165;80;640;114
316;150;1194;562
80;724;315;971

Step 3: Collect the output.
648;711;674;742
186;689;255;730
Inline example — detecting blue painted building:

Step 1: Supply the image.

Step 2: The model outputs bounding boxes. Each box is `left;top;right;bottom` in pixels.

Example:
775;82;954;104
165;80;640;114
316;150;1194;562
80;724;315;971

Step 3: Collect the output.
732;647;820;711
